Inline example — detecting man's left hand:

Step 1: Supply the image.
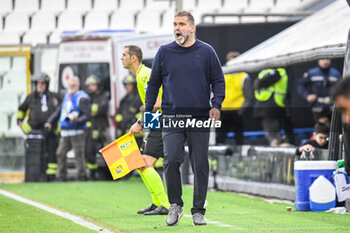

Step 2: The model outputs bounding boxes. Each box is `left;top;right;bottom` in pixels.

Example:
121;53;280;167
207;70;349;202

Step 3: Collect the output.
209;108;220;121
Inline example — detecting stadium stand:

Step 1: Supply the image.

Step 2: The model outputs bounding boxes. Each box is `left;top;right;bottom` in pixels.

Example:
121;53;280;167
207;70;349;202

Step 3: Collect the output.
93;0;118;12
31;11;56;33
196;0;222;12
0;0;13;16
84;11;110;31
4;12;29;34
161;8;177;31
110;10;136;30
0;0;325;45
274;0;306;12
119;0;144;11
57;11;83;31
246;0;274;12
22;32;47;46
41;0;66;13
220;0;247;13
23;11;56;45
49;31;61;44
145;0;172;10
208;15;240;24
181;0;197;12
0;32;21;45
136;10;163;32
67;0;92;13
14;0;39;15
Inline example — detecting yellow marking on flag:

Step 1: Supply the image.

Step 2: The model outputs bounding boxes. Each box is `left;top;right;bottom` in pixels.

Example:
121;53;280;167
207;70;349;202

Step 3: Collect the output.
100;134;145;180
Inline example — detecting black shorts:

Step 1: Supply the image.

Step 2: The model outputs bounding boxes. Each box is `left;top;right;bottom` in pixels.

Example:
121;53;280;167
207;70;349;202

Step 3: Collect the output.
140;129;164;159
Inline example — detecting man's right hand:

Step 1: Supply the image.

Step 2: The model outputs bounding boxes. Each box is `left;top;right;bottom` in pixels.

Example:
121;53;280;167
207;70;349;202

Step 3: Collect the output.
129;122;143;135
306;94;317;103
299;144;315;153
209;108;221;121
44;123;52;131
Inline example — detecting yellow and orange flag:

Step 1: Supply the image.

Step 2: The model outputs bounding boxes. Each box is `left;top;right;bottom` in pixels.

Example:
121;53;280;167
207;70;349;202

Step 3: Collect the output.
100;134;145;180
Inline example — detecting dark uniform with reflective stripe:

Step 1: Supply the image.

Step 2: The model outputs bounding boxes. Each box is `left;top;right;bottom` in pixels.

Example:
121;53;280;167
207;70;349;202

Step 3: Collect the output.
297;65;341;119
116;91;142;137
86;91;109;175
17;78;61;180
115;75;143;147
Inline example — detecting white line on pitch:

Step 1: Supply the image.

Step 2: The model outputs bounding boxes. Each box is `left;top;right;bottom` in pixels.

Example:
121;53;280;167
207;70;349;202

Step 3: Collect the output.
0;189;114;233
184;214;347;232
184;214;246;230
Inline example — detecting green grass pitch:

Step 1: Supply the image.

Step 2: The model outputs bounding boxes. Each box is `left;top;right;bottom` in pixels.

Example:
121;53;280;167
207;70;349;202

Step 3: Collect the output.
0;178;349;233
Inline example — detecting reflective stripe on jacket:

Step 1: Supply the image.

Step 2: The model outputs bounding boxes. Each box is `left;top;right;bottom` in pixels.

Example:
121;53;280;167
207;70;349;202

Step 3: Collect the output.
255;68;288;108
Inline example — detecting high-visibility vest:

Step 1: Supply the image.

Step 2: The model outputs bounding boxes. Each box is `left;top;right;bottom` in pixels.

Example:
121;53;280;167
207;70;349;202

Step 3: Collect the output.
254;68;288;108
222;72;247;110
60;90;90;129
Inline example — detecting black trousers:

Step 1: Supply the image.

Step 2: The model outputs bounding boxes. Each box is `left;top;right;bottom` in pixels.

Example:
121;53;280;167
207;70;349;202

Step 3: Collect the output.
162;128;209;215
42;130;58;177
261;117;281;145
86;129;106;167
44;130;58;165
216;110;244;145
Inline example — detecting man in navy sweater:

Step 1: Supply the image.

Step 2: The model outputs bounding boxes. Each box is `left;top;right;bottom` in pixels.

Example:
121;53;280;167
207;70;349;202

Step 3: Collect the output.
145;11;225;226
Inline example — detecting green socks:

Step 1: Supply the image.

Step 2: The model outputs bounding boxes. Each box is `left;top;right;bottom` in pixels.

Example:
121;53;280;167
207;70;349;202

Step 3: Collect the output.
138;169;160;206
139;167;170;209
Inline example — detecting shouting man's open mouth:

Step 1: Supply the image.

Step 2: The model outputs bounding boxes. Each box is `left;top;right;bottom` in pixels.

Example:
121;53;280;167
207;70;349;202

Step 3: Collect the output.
175;30;190;45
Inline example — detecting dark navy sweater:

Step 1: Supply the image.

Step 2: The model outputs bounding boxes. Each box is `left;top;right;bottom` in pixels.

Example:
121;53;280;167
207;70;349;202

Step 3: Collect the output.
145;40;225;117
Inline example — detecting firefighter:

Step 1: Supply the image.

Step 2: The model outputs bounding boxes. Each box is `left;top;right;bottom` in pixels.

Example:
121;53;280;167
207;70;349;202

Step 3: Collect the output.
85;75;109;180
17;73;61;181
115;74;143;146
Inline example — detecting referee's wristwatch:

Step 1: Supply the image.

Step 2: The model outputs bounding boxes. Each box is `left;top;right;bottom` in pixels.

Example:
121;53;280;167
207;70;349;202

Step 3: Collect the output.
137;118;142;126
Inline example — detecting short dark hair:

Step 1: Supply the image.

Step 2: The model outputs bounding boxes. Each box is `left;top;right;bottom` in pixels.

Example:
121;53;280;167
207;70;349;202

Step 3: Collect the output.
226;51;240;61
175;11;195;25
124;45;142;62
331;77;350;100
316;108;332;121
314;122;329;135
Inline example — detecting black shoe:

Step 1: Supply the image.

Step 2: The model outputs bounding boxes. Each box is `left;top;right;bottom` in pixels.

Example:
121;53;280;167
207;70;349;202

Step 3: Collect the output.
89;170;97;180
137;204;157;214
46;175;56;182
144;206;169;215
75;176;87;182
55;177;67;182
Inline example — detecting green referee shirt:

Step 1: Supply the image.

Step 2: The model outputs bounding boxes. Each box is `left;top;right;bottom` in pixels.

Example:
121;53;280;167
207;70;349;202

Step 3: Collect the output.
136;64;162;106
